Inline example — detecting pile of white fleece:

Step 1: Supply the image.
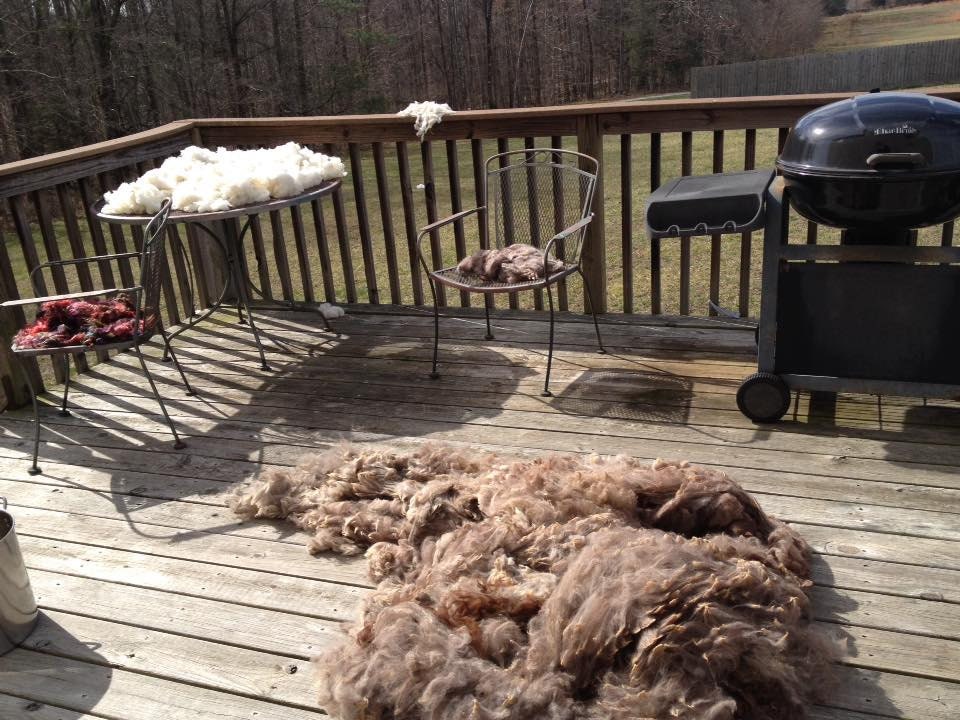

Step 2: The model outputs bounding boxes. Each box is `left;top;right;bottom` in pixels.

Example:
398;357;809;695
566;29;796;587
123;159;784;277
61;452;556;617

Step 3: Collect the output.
397;101;454;141
102;143;347;215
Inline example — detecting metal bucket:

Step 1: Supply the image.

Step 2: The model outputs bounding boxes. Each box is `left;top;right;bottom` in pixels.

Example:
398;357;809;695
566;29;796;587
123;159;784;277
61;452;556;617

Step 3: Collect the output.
0;497;38;654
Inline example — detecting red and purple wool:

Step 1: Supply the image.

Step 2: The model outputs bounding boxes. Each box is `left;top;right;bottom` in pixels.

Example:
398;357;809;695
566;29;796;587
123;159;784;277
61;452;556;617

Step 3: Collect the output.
13;294;155;350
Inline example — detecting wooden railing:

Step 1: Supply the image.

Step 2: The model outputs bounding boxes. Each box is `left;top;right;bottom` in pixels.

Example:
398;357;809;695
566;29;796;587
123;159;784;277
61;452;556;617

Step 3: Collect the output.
3;90;959;409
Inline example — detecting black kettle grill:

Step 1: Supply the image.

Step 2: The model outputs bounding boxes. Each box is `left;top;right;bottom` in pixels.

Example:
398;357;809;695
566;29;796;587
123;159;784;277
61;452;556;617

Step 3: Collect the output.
779;92;960;245
645;91;960;423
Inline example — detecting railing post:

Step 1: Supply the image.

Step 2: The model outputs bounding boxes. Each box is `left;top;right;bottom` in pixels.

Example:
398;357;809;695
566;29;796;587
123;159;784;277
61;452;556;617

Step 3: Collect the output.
577;114;607;314
0;306;31;411
0;219;41;410
188;123;232;311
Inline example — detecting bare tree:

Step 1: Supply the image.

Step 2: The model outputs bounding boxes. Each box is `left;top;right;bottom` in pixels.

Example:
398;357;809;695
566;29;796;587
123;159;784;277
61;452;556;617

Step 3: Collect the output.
0;0;825;160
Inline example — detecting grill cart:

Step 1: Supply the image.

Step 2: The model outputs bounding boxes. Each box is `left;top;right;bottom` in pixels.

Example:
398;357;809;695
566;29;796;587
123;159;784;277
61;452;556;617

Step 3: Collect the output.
645;92;960;423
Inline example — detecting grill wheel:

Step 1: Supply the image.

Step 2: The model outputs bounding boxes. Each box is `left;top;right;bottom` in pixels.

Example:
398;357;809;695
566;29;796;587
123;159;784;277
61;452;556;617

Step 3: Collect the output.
737;372;791;423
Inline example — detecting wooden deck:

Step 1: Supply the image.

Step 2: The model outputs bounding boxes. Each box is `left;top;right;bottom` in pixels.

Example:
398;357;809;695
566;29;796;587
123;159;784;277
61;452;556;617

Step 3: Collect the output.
0;307;958;720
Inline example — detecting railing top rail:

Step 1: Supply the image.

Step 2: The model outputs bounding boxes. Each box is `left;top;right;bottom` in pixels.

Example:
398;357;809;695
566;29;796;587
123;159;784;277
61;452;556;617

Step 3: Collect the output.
189;87;960;127
0;120;195;180
4;87;960;188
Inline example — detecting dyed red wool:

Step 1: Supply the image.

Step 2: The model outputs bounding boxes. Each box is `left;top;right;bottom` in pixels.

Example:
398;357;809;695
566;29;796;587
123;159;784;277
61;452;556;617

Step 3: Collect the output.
13;294;154;350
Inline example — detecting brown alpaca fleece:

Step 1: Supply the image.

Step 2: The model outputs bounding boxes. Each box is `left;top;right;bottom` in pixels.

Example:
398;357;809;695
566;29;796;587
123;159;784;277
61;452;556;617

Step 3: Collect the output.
231;444;836;720
457;244;565;283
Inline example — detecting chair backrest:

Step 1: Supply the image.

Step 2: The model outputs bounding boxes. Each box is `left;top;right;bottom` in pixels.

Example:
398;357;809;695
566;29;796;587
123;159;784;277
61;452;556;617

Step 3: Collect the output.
136;199;172;334
485;149;598;263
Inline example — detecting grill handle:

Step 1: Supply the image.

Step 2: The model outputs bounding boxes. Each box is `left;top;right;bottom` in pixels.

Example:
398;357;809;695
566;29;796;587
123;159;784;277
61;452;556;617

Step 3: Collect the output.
866;152;927;170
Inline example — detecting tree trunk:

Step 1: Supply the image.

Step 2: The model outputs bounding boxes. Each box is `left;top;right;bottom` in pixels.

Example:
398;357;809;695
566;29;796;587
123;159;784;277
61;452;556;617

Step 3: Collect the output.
482;0;494;107
292;0;308;113
88;0;124;138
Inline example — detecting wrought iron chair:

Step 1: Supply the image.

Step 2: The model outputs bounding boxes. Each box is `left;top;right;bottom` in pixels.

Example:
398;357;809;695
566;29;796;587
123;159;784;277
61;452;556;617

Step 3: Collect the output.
417;148;605;396
1;199;193;475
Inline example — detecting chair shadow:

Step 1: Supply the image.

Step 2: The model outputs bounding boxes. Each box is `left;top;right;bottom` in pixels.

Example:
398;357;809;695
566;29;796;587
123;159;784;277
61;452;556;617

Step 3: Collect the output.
4;309;543;534
3;612;112;718
549;367;693;424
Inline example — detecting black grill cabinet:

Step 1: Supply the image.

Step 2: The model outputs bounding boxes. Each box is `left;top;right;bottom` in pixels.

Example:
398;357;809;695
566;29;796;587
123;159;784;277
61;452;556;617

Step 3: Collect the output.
645;92;960;423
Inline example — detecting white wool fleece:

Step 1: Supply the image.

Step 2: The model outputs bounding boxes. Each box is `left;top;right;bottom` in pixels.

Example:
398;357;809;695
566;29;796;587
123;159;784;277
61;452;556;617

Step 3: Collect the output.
102;142;347;215
398;101;455;141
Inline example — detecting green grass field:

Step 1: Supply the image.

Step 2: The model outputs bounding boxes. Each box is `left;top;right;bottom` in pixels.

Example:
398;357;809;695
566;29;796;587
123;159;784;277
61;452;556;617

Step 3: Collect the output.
817;0;960;52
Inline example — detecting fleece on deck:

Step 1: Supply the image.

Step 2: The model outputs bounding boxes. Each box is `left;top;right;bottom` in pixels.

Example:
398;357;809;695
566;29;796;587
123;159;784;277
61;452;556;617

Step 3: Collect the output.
232;444;835;720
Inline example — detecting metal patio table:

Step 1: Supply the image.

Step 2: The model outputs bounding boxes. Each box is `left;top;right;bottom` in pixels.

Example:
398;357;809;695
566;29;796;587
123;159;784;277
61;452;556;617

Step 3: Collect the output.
96;180;341;370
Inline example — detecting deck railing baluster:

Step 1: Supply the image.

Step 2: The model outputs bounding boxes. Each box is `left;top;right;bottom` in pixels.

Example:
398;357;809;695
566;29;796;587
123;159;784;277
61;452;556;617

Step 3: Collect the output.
472;138;496;314
740;129;756;318
420;140;445;308
679;131;693;316
524;137;544;311
246;215;272;301
447;139;470;308
310;198;336;303
620;134;633;314
496;138;518;310
0;219;41;404
396;142;424;306
576;116;606;314
289;204;314;303
550;136;569;311
348;143;380;305
97;172;136;289
269;209;294;301
709;130;724;317
649;132;662;315
331;184;358;304
372;142;401;304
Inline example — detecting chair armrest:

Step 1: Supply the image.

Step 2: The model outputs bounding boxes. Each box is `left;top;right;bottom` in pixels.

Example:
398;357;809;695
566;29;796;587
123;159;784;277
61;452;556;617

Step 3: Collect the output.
544;214;593;263
419;207;485;236
29;253;141;295
35;252;140;269
1;287;141;309
417;207;485;271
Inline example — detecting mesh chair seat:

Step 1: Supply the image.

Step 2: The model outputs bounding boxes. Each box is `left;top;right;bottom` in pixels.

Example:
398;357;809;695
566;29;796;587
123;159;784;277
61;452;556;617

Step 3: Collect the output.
430;263;578;293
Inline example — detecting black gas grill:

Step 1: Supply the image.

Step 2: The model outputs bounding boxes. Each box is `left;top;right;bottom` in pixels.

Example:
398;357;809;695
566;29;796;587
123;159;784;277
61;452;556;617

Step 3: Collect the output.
778;92;960;245
645;91;960;423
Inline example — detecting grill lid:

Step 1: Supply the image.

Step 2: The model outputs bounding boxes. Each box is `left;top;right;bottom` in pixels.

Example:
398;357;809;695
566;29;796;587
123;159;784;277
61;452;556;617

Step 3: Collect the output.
777;92;960;179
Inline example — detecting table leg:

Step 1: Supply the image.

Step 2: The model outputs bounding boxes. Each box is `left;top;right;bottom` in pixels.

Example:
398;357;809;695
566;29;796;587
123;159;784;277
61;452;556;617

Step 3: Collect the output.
225;220;271;371
162;222;233;361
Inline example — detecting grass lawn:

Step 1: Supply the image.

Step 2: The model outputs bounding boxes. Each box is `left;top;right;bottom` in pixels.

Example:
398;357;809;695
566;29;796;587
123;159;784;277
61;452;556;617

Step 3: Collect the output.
817;0;960;52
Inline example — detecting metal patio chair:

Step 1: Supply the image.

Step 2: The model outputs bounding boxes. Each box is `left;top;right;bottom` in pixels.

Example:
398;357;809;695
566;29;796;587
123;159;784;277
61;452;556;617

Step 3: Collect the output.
2;199;193;475
417;148;605;396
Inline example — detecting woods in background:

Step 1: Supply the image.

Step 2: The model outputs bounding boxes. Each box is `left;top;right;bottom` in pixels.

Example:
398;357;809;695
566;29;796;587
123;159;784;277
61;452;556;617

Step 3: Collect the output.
0;0;824;161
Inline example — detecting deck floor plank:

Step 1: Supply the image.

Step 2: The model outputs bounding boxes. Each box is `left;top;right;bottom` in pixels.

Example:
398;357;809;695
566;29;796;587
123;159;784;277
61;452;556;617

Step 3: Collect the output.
0;308;957;719
22;610;321;708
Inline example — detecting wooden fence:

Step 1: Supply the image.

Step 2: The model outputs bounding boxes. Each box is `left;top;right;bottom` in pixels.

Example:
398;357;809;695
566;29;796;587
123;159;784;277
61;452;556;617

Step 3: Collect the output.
2;90;960;409
692;39;960;97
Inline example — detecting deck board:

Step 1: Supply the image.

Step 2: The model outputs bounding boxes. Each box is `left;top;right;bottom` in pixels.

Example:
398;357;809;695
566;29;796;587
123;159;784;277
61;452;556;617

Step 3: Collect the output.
0;308;957;719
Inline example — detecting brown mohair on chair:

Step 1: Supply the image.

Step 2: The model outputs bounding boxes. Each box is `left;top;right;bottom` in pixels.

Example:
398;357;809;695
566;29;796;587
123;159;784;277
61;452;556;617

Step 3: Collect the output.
457;244;567;284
